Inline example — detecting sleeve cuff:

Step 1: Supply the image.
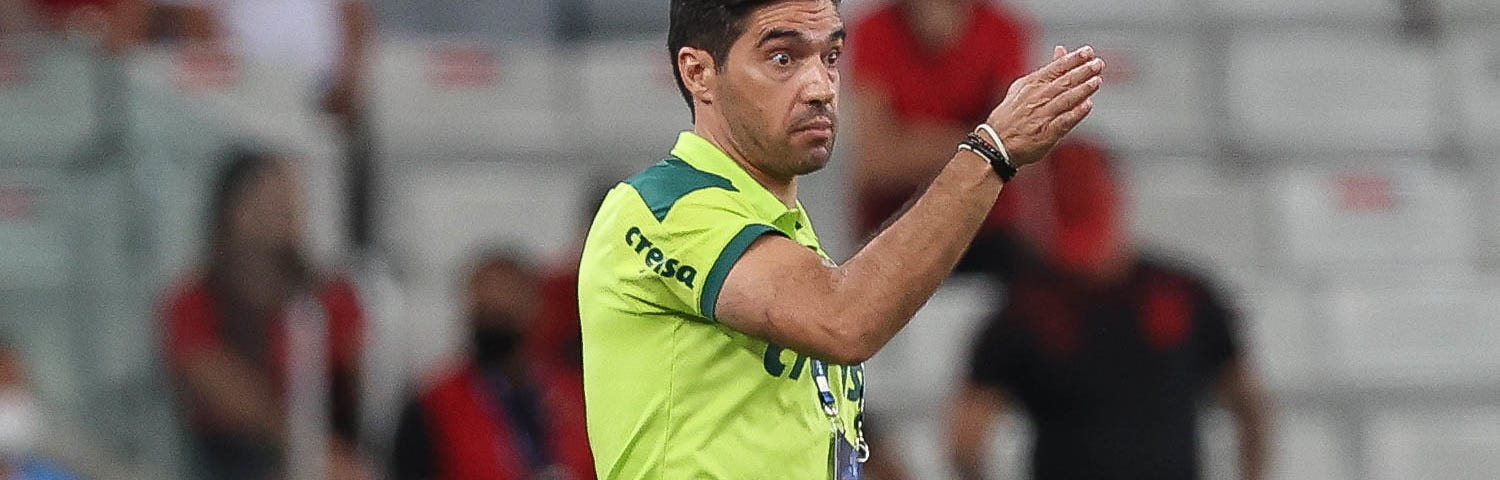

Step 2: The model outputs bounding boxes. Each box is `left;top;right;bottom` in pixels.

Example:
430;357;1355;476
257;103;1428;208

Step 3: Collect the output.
699;224;780;320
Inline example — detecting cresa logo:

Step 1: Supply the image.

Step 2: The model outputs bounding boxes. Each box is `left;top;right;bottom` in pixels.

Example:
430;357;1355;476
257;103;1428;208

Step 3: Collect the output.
625;226;699;288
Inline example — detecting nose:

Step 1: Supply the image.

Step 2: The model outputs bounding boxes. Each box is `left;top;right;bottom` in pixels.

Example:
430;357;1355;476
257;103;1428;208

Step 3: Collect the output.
799;62;837;108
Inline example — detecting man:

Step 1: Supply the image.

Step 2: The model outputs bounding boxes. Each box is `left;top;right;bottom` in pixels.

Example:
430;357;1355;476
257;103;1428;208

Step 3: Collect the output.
848;0;1033;254
577;0;1104;478
945;141;1271;480
390;250;595;480
160;148;370;480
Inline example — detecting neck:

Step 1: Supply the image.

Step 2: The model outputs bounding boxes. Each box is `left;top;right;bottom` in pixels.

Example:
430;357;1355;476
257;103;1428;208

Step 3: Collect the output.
902;1;970;51
694;122;799;209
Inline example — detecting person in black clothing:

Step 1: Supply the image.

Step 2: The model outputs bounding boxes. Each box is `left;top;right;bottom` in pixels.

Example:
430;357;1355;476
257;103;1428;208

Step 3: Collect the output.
945;140;1270;480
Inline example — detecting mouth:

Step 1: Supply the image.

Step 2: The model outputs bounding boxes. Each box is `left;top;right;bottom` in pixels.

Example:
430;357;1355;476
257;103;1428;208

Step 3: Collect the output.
791;118;835;138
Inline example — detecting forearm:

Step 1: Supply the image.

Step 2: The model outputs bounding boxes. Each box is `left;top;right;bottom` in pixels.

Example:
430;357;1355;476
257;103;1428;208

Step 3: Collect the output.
182;350;286;442
830;149;1002;360
1235;402;1270;480
854;122;971;190
335;0;372;75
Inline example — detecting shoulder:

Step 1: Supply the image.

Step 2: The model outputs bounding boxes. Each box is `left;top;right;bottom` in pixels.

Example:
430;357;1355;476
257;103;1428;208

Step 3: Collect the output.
161;274;216;322
618;157;750;225
1135;253;1235;308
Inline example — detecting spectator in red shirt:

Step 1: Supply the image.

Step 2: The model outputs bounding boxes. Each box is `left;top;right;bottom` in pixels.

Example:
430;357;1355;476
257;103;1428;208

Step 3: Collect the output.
848;0;1035;276
390;249;595;480
161;147;371;480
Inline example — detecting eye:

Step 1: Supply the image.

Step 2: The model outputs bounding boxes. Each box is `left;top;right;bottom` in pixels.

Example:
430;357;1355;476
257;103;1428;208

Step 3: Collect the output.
825;50;841;66
771;52;792;66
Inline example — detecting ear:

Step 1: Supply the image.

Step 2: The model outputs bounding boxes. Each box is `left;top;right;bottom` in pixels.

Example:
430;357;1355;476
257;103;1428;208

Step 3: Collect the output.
677;47;718;107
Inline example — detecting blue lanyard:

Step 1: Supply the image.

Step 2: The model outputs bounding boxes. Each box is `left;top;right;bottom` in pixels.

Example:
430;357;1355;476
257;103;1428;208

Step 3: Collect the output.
810;360;839;417
810;360;869;462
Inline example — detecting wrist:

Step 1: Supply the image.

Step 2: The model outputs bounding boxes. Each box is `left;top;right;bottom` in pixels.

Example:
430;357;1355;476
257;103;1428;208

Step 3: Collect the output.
958;133;1018;183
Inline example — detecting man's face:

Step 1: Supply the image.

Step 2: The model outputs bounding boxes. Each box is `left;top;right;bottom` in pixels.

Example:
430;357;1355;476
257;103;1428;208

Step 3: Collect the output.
716;0;844;177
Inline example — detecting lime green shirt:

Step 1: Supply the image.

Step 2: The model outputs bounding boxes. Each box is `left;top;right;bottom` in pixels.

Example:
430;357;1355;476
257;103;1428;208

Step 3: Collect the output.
579;132;864;479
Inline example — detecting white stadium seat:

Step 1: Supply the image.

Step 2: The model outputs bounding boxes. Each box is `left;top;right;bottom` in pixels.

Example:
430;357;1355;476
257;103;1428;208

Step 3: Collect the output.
1206;0;1399;23
1268;410;1356;480
372;38;567;159
1227;30;1439;155
579;40;693;154
1124;156;1259;268
1031;31;1213;155
1369;408;1500;480
1322;273;1500;386
0;168;68;291
1008;0;1188;27
0;42;98;165
1444;25;1500;153
1269;159;1477;266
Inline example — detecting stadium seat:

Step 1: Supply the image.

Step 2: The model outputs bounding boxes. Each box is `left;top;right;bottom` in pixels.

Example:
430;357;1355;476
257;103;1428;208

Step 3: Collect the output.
0;41;99;166
1124;156;1259;269
1227;30;1439;155
1205;0;1399;24
1432;0;1500;21
0;167;68;291
1230;269;1326;392
1368;408;1500;480
1268;409;1356;480
1007;0;1188;27
1269;160;1477;267
379;0;555;41
372;38;567;161
1444;25;1500;154
1027;30;1211;155
578;40;693;155
1321;273;1500;386
866;276;1001;414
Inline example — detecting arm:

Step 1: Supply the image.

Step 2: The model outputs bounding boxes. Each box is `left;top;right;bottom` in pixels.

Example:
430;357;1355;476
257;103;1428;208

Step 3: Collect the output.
178;348;288;442
849;86;974;194
323;0;373;119
1218;357;1271;480
947;383;1006;480
716;46;1104;364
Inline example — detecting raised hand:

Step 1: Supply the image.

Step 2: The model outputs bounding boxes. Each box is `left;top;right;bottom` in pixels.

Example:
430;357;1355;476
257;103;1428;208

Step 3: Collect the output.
984;45;1104;167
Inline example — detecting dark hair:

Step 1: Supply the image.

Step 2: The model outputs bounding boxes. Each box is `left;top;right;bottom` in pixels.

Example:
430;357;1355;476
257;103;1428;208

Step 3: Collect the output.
667;0;839;117
206;145;279;251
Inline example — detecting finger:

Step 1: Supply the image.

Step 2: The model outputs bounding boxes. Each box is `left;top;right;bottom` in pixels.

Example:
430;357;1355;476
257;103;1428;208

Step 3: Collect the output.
1049;98;1095;136
1042;75;1102;117
1036;45;1096;82
1053;45;1065;61
1049;57;1104;92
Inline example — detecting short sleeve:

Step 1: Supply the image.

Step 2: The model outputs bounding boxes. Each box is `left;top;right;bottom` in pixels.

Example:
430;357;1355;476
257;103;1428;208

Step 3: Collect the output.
319;277;365;370
643;192;782;321
1194;280;1242;374
160;281;222;371
966;308;1025;391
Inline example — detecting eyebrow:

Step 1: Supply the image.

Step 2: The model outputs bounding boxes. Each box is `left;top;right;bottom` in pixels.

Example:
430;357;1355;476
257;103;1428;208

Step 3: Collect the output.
755;27;847;49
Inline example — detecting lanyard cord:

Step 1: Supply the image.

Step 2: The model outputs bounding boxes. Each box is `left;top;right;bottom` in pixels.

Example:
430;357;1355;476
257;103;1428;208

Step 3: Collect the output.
810;360;870;462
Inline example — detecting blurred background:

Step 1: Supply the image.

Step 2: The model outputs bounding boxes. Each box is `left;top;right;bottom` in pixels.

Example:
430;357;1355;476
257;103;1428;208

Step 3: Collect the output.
0;0;1498;479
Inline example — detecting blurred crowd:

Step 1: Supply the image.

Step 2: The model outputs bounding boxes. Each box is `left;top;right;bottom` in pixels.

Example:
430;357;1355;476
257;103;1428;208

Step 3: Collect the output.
0;0;1284;479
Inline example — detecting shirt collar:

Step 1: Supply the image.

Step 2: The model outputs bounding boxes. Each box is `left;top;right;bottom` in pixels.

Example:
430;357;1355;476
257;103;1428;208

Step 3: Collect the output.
670;131;808;227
